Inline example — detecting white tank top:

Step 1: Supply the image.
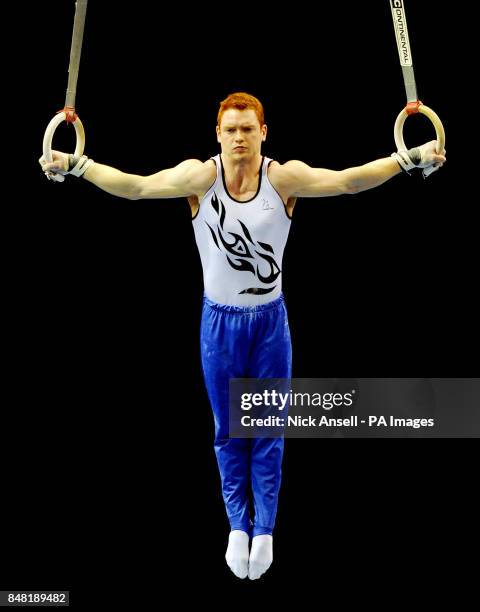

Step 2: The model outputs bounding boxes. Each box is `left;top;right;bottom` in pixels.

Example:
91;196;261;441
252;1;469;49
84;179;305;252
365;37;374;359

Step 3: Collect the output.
192;154;292;306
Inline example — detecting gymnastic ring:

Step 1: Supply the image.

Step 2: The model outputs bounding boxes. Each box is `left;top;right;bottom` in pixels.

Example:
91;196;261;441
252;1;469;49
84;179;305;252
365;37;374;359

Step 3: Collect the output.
42;109;85;182
394;102;445;154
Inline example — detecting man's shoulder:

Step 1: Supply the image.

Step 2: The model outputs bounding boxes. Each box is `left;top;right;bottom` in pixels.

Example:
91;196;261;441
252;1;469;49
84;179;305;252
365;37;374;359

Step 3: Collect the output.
268;159;305;172
266;160;301;203
267;159;305;187
183;157;216;172
185;158;217;192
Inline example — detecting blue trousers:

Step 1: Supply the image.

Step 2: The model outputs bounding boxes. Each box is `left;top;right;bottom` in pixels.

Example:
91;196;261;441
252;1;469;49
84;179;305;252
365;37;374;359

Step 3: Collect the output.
200;293;292;537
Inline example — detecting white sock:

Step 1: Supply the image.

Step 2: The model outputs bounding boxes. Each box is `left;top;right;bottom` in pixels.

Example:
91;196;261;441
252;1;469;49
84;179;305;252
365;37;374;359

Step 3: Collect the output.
248;534;273;580
225;530;250;579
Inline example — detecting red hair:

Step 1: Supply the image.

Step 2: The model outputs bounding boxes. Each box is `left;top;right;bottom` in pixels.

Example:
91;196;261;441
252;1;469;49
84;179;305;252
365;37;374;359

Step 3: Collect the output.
217;92;265;128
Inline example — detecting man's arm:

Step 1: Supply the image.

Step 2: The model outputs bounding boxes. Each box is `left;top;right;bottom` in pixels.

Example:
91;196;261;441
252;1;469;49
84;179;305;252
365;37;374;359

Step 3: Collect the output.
81;162;145;199
272;140;446;198
133;159;214;200
40;152;214;200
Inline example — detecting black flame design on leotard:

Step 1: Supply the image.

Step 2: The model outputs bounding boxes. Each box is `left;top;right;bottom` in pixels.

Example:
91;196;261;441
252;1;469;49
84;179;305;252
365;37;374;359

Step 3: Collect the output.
205;192;281;295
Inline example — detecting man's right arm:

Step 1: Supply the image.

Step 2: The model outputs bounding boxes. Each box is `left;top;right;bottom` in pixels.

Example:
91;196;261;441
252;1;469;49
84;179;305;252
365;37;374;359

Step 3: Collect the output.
85;158;213;200
40;151;214;200
82;162;144;199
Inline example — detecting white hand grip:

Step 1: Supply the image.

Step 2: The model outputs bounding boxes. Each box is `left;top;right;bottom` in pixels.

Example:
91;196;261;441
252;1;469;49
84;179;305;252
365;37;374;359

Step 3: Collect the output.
42;111;85;182
422;164;440;178
394;103;446;154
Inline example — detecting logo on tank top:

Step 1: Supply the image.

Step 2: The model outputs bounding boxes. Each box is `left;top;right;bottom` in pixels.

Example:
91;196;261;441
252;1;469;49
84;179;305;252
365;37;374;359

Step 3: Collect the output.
262;198;275;211
205;192;281;296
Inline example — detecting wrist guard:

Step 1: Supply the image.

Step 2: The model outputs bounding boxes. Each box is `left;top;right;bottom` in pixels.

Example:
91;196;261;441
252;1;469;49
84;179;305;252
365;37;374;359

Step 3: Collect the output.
391;148;421;175
68;154;94;177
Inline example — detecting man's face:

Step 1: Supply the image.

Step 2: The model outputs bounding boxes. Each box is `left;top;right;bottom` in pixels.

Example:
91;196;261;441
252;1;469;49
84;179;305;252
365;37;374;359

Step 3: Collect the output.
216;109;267;161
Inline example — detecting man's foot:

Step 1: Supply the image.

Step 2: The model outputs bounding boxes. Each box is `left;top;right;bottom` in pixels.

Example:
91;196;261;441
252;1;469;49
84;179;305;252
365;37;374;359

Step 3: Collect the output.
225;530;250;579
248;534;273;580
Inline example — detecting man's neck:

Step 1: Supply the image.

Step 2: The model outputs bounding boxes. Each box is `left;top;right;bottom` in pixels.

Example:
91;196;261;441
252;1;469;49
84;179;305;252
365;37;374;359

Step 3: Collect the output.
220;153;263;193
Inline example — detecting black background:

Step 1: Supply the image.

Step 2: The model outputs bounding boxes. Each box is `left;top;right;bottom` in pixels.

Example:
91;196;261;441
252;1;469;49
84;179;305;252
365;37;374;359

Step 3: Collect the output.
3;1;476;605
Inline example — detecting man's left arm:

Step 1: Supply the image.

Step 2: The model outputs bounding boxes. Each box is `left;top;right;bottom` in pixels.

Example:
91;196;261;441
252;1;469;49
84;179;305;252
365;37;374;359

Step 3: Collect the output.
277;140;446;198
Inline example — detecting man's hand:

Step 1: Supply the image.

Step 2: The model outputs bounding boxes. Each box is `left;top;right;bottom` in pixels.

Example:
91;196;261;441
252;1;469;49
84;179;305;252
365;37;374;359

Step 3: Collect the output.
38;150;69;181
416;140;447;169
392;140;447;176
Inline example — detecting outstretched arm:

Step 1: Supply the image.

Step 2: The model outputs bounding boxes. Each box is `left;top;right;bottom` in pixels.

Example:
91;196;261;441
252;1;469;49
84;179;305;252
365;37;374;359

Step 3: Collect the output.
274;140;446;198
82;161;144;199
39;152;213;200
